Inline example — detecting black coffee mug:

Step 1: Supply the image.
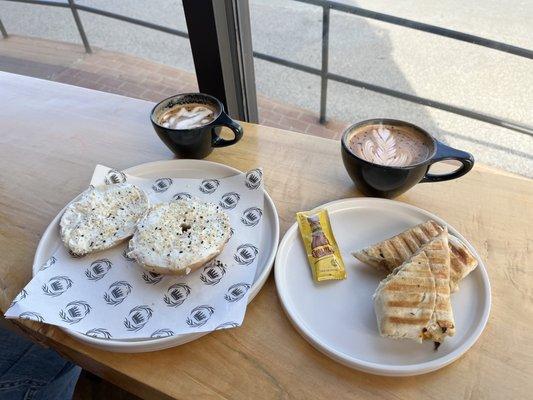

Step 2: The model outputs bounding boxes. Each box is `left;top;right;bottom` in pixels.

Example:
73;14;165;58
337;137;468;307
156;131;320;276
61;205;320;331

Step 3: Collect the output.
151;93;243;159
341;119;474;198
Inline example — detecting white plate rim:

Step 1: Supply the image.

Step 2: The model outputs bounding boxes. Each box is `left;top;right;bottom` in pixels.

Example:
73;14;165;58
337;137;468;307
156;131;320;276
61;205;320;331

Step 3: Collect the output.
274;197;491;376
33;159;280;352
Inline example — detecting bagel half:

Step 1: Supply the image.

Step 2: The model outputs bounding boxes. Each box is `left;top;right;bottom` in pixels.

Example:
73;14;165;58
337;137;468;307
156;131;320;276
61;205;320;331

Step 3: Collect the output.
60;183;149;256
127;200;231;275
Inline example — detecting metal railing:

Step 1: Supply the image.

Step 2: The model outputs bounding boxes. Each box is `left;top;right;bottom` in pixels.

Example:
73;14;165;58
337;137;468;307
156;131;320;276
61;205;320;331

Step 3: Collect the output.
1;0;532;136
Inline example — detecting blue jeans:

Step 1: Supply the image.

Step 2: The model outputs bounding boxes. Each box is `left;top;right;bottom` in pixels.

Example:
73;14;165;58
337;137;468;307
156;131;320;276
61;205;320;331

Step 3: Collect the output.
0;323;81;400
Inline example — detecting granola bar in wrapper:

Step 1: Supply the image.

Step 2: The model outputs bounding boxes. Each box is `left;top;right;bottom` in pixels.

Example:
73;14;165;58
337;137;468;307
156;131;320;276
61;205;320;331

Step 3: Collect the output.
296;209;347;282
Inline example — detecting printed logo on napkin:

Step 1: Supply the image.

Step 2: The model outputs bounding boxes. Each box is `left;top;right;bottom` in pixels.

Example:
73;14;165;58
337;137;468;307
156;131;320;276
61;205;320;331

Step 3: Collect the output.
5;165;265;340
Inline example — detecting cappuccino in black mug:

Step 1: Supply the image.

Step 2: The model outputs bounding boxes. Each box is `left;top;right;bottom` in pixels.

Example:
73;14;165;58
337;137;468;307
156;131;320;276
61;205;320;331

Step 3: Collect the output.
341;119;474;198
151;93;243;159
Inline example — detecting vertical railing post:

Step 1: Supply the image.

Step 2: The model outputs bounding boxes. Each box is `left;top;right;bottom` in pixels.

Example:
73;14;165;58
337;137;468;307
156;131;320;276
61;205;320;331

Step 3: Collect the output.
68;0;92;53
319;5;330;124
0;17;8;39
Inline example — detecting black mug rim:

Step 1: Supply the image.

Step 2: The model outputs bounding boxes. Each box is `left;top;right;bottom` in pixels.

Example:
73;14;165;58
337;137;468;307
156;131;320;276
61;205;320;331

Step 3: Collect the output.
341;118;438;171
150;92;224;131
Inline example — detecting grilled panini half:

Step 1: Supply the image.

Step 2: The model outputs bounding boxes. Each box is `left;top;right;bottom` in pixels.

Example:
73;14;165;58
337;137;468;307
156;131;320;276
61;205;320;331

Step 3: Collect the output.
419;230;455;342
373;252;436;343
352;220;477;291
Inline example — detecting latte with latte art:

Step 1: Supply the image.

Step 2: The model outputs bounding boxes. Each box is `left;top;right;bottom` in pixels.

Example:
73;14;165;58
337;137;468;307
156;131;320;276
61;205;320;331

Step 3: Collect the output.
347;124;432;167
158;103;216;130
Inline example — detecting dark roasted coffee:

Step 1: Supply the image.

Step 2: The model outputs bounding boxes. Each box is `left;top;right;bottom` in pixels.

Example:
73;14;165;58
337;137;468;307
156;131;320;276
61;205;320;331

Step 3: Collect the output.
347;124;433;167
158;103;216;130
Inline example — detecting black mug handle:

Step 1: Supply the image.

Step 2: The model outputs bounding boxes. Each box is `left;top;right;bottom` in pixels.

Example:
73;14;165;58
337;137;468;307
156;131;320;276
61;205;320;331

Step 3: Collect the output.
421;140;474;183
211;112;243;148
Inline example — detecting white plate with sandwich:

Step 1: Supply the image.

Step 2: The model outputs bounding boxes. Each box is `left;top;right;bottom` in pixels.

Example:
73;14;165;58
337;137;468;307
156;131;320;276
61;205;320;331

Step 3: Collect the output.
275;197;490;376
32;159;279;352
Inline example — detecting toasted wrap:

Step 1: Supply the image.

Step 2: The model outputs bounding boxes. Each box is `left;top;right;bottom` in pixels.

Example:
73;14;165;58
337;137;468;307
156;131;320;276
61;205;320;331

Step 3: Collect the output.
373;252;436;343
353;220;477;291
419;230;455;342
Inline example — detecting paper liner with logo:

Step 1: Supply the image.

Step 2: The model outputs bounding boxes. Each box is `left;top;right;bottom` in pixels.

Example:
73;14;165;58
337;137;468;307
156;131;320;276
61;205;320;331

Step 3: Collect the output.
296;209;346;282
4;165;265;339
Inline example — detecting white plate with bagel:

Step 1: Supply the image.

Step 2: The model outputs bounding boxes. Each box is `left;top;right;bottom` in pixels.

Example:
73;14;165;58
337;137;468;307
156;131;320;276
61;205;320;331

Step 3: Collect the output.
32;160;279;352
275;198;490;376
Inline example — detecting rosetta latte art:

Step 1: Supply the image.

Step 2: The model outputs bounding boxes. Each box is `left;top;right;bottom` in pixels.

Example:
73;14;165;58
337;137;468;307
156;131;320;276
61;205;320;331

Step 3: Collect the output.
349;124;431;167
359;127;412;167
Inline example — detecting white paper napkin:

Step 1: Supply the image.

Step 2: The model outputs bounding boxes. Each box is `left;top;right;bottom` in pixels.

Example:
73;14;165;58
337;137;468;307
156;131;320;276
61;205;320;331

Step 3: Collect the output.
5;165;265;340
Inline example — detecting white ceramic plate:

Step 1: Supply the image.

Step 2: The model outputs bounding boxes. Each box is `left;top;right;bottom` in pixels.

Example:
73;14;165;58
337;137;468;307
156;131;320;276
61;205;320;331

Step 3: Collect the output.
275;198;490;376
33;160;279;352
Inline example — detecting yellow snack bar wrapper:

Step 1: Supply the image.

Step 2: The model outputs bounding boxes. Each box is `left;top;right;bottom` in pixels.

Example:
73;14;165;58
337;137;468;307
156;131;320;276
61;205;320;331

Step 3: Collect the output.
296;209;347;282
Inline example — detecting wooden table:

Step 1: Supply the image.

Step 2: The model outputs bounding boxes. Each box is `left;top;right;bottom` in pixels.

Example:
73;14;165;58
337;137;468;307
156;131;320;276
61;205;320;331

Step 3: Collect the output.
1;72;532;400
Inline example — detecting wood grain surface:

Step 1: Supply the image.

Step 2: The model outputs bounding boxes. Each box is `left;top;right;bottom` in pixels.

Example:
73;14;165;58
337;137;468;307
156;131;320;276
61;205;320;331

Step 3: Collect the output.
1;72;532;400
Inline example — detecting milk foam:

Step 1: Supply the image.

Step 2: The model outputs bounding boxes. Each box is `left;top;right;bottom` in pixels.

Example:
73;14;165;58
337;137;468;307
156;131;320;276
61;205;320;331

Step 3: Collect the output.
348;124;432;167
159;104;215;129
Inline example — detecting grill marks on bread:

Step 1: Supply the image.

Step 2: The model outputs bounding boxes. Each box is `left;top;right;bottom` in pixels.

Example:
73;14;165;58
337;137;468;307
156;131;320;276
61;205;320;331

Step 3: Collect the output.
373;231;456;344
418;231;455;342
447;235;478;291
355;221;440;272
353;220;477;291
373;252;436;342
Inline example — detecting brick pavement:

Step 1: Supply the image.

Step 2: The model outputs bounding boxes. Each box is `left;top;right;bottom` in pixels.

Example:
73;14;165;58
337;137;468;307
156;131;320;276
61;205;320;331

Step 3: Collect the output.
0;35;349;140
